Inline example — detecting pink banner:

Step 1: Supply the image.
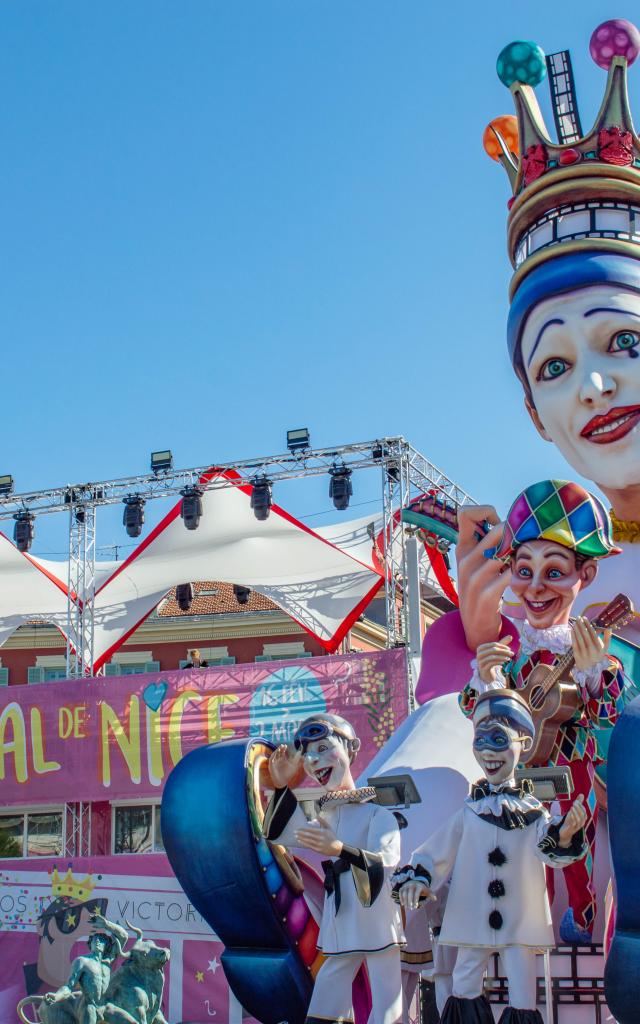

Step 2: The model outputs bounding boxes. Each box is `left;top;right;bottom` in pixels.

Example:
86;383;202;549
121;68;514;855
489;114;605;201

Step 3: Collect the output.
0;854;234;1024
0;650;409;805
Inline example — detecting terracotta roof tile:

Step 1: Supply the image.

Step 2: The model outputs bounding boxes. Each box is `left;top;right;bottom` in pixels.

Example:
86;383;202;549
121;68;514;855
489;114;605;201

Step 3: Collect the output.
158;581;279;617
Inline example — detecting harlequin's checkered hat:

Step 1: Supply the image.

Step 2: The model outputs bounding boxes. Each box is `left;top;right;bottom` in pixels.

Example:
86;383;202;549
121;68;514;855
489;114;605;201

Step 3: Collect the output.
495;479;621;560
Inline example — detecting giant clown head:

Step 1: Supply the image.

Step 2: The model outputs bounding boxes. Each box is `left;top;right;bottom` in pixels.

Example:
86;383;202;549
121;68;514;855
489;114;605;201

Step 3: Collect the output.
486;21;640;512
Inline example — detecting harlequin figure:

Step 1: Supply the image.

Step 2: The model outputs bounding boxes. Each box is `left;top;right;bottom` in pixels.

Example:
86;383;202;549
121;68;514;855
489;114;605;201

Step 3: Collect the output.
393;690;587;1024
459;480;625;943
264;713;404;1024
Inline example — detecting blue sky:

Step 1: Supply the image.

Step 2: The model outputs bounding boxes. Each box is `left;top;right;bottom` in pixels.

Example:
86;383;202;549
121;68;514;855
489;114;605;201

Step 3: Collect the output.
0;2;634;557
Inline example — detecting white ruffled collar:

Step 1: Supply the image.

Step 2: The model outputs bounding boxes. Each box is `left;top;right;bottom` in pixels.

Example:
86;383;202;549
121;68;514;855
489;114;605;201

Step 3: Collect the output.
519;620;572;657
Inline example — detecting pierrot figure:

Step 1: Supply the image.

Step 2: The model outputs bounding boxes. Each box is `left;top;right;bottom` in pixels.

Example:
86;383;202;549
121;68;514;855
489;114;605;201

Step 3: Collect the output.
264;713;404;1024
393;690;587;1024
459;479;625;942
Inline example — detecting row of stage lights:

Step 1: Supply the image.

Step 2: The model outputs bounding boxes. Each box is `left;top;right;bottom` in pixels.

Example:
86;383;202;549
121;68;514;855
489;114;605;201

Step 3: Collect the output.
3;429;367;552
122;462;354;538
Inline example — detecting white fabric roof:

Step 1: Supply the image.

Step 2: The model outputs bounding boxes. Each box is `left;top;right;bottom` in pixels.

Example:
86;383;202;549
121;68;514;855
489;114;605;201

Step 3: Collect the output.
0;473;383;668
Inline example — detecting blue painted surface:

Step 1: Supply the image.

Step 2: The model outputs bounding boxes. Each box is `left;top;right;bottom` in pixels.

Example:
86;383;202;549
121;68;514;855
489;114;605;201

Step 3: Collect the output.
249;664;326;744
604;696;640;1022
161;738;313;1024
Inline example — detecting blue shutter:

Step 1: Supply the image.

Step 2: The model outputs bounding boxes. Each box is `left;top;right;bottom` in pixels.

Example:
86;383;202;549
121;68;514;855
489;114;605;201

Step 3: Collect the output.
105;664;121;676
28;667;45;684
144;661;161;673
0;668;8;685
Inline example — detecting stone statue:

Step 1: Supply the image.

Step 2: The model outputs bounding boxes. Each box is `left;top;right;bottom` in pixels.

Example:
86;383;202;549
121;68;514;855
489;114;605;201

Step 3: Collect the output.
16;915;170;1024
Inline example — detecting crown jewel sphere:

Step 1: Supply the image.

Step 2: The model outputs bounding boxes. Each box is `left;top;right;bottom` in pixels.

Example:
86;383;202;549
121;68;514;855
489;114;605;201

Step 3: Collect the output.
497;41;547;88
589;19;640;69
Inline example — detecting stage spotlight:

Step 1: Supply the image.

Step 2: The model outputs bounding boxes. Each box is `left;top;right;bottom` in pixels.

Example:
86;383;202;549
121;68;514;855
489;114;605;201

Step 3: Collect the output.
233;584;251;605
14;511;35;552
181;485;203;530
176;582;195;611
0;475;14;496
387;461;400;483
329;464;353;511
287;428;310;453
151;450;173;474
250;476;272;521
372;445;383;461
123;495;146;538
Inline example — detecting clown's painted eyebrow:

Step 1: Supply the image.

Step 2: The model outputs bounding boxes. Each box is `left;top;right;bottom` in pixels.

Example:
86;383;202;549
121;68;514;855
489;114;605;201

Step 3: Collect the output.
527;318;565;367
515;545;572;563
583;306;640;320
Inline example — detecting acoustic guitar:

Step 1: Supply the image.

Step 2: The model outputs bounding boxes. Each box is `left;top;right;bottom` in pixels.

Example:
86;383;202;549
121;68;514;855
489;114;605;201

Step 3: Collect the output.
516;593;634;766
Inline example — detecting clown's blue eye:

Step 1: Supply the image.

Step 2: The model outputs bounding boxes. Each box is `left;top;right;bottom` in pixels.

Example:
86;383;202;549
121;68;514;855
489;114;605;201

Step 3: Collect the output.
608;330;640;355
547;568;563;579
538;357;570;381
517;566;532;578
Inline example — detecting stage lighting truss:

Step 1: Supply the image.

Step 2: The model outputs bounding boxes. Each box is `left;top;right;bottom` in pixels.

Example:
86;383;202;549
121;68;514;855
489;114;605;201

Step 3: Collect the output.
14;511;35;552
329;464;353;511
180;485;204;530
123;495;146;538
0;437;475;674
250;475;272;521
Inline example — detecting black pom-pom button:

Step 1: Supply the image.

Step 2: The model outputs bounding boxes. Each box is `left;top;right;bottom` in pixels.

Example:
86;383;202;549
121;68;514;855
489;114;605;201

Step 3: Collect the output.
489;910;503;930
488;879;505;899
488;847;507;866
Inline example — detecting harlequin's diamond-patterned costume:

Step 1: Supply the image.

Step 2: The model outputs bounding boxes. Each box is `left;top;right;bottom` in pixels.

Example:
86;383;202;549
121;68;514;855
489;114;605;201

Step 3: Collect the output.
461;479;624;937
460;627;624;935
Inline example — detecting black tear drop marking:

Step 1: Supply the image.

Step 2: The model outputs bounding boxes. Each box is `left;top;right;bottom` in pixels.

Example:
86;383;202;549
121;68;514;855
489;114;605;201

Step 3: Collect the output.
489;910;503;930
488;847;507;866
488;879;505;898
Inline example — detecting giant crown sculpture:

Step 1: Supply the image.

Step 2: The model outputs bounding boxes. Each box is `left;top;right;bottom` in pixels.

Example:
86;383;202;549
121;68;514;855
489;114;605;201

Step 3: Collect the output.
484;19;640;299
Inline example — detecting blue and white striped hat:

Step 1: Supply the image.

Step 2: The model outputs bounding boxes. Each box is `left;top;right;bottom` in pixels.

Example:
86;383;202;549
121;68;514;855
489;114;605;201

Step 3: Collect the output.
473;689;534;739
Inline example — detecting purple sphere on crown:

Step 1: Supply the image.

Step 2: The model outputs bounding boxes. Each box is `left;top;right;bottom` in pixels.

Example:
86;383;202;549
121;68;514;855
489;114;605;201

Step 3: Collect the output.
589;19;640;69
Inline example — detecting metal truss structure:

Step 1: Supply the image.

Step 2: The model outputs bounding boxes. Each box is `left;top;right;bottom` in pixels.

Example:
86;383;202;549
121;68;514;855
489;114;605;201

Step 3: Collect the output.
0;437;475;679
64;801;92;858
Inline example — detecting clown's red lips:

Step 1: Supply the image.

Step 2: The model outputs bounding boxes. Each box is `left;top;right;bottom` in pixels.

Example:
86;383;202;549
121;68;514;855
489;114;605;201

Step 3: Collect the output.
580;405;640;443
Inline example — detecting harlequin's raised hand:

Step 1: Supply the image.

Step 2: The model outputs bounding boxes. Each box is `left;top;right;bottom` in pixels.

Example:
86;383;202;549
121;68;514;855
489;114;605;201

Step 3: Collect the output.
456;505;510;651
268;744;305;788
398;880;436;911
559;794;587;847
476;636;514;685
294;816;343;857
572;617;611;672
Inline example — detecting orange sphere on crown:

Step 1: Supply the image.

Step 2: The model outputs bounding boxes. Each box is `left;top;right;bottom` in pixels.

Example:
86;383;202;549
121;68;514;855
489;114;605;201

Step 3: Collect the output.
483;115;519;162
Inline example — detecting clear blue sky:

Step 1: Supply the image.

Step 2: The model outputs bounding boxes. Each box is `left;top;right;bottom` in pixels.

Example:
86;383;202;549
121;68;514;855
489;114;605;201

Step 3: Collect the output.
0;2;633;556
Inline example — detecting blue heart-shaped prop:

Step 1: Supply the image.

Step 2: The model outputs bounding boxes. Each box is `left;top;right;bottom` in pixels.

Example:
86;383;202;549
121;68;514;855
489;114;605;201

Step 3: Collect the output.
142;680;168;712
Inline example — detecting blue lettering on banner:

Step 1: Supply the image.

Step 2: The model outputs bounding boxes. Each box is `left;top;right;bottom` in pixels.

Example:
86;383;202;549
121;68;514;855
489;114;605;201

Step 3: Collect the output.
249;666;326;743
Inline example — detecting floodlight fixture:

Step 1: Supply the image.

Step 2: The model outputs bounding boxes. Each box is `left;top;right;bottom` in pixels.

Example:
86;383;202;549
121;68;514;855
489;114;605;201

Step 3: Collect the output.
387;461;400;483
123;494;146;538
176;582;195;611
151;450;173;474
329;464;353;511
250;476;273;521
14;511;35;553
372;444;383;461
181;485;204;530
0;475;14;496
286;428;310;453
233;584;251;605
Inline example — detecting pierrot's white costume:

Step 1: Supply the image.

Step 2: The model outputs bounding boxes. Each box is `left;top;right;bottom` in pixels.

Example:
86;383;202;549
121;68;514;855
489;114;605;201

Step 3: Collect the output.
264;785;404;1024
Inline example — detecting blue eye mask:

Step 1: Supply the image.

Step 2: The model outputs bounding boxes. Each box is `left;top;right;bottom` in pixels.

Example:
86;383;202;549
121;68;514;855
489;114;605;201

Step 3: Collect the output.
473;725;513;752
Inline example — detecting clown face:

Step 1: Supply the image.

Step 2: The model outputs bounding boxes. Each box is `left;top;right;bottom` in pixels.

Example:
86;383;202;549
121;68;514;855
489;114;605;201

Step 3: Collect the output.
520;284;640;490
473;720;527;784
302;735;353;791
510;539;596;628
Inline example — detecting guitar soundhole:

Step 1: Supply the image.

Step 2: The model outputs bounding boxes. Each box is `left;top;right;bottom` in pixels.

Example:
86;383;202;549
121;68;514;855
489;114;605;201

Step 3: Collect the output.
530;685;546;711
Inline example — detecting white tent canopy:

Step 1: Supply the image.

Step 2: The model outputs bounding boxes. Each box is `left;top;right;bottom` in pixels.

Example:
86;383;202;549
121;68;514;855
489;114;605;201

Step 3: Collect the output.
0;476;384;669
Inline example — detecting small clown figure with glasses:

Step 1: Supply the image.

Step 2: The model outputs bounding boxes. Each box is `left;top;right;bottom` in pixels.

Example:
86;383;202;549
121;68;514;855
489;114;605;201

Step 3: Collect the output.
459;480;625;943
264;713;404;1024
393;691;587;1024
